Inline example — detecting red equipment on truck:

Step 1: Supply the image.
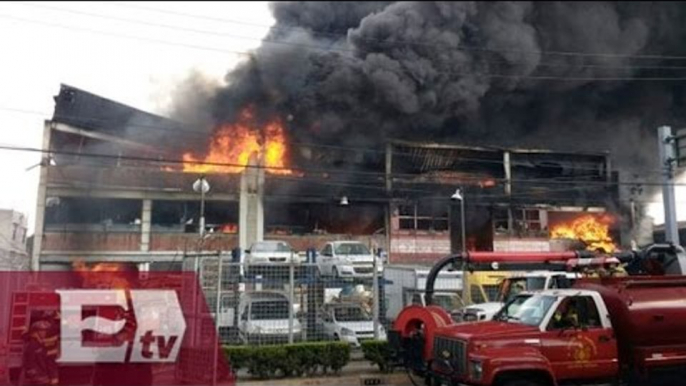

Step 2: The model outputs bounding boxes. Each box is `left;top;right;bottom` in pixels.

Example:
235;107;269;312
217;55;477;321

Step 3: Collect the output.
390;244;686;386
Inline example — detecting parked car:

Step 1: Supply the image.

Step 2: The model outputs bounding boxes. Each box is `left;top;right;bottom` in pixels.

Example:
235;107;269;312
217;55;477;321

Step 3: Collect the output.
245;240;301;275
317;241;383;278
236;291;301;344
318;302;385;346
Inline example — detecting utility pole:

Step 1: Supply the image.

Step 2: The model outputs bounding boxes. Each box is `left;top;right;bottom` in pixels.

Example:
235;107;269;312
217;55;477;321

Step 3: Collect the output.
212;252;223;386
657;126;680;244
372;255;380;340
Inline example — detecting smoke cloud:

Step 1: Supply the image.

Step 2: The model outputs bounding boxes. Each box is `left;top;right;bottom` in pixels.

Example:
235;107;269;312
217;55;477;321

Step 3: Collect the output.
175;1;686;175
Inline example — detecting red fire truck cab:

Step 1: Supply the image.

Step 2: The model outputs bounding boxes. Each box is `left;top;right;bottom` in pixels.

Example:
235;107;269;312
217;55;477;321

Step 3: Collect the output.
392;248;686;386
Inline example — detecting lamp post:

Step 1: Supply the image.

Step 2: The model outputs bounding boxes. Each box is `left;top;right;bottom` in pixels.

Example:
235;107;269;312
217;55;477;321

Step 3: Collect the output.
452;188;469;304
451;188;466;253
193;176;211;236
339;196;349;206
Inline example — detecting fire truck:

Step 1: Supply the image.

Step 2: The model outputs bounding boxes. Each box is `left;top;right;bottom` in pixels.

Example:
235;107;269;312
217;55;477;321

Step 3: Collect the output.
390;244;686;386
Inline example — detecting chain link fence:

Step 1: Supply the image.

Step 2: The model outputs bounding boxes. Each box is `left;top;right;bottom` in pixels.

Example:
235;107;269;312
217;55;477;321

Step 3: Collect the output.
186;254;389;347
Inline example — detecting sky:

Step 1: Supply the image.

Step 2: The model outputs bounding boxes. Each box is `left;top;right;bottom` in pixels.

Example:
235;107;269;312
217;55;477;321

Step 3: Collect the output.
0;1;274;232
0;1;683;236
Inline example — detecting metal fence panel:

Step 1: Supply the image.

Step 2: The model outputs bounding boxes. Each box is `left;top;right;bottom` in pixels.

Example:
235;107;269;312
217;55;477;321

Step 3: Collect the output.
190;257;387;347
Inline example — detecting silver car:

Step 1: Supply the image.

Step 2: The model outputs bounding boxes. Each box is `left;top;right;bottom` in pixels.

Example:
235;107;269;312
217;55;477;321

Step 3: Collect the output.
245;240;302;274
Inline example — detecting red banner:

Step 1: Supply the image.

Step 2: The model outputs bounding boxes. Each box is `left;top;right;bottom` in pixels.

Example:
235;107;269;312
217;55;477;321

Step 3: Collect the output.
0;271;234;386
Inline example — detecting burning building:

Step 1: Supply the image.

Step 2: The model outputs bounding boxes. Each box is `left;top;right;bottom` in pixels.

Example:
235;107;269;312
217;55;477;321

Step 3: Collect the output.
33;2;686;269
30;85;624;270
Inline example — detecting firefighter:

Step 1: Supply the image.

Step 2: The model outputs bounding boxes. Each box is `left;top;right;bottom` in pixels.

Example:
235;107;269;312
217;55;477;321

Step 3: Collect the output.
608;258;628;277
22;316;59;386
581;266;600;279
552;298;580;329
43;311;60;386
599;257;628;278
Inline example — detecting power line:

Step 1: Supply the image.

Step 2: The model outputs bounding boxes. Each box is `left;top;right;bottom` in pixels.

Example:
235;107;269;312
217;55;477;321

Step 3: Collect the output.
0;143;681;188
112;2;686;63
6;9;686;82
0;12;245;57
0;105;671;176
19;2;686;74
18;2;346;53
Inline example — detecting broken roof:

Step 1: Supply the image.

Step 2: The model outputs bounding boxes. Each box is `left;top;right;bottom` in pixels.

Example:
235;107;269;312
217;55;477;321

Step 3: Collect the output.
50;84;208;156
52;84;184;136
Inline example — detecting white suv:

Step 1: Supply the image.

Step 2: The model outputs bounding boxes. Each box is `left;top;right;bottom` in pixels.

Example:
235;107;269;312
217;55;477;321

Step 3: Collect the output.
317;241;383;278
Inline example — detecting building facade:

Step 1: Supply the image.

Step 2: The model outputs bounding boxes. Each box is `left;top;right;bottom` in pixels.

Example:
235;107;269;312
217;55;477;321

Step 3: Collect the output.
0;209;29;270
31;85;624;271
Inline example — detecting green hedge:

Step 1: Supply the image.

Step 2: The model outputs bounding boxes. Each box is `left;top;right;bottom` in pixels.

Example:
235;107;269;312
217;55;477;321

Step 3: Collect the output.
361;340;394;373
224;342;351;379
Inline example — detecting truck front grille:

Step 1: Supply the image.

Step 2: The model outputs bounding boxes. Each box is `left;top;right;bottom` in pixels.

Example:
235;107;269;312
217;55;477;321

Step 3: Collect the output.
433;336;467;376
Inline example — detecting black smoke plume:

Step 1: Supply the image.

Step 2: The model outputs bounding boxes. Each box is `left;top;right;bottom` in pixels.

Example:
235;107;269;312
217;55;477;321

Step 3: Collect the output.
175;1;686;176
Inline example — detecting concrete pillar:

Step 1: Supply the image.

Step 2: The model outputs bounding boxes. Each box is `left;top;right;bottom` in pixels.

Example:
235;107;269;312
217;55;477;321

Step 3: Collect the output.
31;120;53;272
503;151;512;196
141;199;152;252
385;143;393;192
385;144;393;261
239;158;265;251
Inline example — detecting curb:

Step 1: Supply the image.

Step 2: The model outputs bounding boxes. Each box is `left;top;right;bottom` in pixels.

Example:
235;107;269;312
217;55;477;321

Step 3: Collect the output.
238;372;409;386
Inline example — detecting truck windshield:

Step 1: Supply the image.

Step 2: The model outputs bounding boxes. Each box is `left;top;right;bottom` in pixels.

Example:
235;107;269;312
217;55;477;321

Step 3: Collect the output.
334;243;370;255
496;294;556;327
334;306;372;322
251;301;290;320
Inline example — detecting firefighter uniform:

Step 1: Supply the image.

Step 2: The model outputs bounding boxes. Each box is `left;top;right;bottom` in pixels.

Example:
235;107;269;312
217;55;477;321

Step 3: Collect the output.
609;264;628;277
22;318;59;386
44;311;60;386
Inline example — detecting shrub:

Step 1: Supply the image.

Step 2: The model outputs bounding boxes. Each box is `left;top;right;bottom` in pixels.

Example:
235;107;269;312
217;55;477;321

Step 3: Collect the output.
223;342;351;380
325;342;351;374
224;346;250;371
361;340;394;373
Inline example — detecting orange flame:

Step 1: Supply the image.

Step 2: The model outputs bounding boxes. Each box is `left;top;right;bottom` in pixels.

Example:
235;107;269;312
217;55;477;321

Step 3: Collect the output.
550;215;617;253
72;260;135;289
220;223;238;234
181;109;293;175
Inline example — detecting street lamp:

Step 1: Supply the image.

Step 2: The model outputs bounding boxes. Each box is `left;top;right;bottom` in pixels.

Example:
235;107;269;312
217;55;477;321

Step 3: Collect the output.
193;176;211;236
451;188;466;253
452;187;469;304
